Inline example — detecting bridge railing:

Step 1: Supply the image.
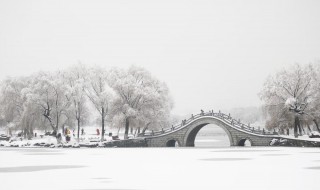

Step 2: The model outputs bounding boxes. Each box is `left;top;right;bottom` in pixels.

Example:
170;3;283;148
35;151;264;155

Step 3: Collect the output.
138;110;275;137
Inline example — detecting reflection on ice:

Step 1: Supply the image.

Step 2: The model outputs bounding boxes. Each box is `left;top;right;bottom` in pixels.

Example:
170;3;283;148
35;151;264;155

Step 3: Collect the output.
0;165;85;173
212;149;280;152
306;166;320;170
201;158;251;161
261;154;290;156
23;153;64;155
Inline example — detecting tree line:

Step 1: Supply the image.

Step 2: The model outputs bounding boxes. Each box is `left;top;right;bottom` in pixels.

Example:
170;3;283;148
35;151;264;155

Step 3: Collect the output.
0;64;173;141
260;63;320;137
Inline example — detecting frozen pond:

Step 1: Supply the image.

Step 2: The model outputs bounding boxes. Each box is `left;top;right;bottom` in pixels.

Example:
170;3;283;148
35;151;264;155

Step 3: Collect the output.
0;146;319;190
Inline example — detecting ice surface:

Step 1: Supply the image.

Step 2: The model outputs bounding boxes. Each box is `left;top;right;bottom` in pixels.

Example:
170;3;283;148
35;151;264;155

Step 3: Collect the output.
0;147;319;190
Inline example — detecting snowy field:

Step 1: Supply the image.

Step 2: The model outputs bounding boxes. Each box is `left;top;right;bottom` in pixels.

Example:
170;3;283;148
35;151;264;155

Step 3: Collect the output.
0;146;319;190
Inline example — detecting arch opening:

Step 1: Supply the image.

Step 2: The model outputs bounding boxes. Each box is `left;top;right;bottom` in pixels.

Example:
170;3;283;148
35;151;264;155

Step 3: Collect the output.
166;139;180;147
238;138;252;146
186;123;232;147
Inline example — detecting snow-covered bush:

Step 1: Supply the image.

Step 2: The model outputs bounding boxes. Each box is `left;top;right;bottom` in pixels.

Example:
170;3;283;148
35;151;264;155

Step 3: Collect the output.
309;131;320;138
269;138;279;146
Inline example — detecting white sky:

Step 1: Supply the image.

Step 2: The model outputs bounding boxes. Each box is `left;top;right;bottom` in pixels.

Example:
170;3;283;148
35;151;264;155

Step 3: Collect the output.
0;0;320;115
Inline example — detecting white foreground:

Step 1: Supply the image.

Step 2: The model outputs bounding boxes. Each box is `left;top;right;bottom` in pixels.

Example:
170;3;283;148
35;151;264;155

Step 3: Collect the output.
0;147;319;190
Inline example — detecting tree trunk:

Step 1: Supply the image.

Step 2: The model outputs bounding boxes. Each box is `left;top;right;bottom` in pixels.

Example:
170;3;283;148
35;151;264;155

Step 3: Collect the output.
142;123;151;134
23;129;27;139
101;107;105;142
28;127;34;140
307;124;312;133
124;118;129;139
55;112;59;137
301;125;306;135
134;128;138;137
43;114;56;131
138;127;140;134
8;127;12;136
117;126;121;136
294;115;299;138
62;125;65;136
77;118;80;142
298;122;302;136
313;119;320;133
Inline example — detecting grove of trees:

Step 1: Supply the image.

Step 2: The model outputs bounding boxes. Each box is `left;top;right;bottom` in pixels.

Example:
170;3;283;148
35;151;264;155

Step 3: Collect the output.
260;63;320;137
0;64;173;141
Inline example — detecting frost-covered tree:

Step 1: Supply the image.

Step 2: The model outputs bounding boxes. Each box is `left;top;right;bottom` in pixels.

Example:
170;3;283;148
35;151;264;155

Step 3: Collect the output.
25;71;72;135
64;64;89;141
305;62;320;132
0;64;174;141
109;66;173;139
260;64;317;137
85;66;114;141
0;77;28;135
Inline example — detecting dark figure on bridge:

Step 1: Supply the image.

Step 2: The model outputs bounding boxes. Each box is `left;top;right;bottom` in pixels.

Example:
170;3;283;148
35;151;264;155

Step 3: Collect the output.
171;125;175;131
200;109;204;116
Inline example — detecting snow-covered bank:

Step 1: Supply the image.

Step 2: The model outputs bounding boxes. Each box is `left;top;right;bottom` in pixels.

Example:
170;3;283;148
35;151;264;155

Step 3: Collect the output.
0;147;319;190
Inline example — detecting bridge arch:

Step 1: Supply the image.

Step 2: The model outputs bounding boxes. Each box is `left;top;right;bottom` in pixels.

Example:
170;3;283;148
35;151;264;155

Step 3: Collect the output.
184;117;234;147
166;139;180;147
237;138;253;146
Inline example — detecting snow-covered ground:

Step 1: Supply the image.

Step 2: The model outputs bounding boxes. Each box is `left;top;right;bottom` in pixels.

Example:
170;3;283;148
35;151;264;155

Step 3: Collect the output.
0;146;319;190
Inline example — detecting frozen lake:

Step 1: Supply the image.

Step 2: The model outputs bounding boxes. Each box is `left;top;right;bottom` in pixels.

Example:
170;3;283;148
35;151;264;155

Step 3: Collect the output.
0;146;319;190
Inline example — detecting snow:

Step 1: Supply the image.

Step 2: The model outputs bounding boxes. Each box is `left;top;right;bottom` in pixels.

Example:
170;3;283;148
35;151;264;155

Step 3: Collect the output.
0;147;319;190
279;134;320;142
285;97;296;107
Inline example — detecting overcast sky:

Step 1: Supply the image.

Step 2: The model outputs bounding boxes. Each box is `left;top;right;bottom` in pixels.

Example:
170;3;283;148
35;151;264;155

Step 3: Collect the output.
0;0;320;115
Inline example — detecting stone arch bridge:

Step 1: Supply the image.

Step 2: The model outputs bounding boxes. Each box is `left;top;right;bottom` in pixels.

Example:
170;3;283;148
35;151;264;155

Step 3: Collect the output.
138;111;280;147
